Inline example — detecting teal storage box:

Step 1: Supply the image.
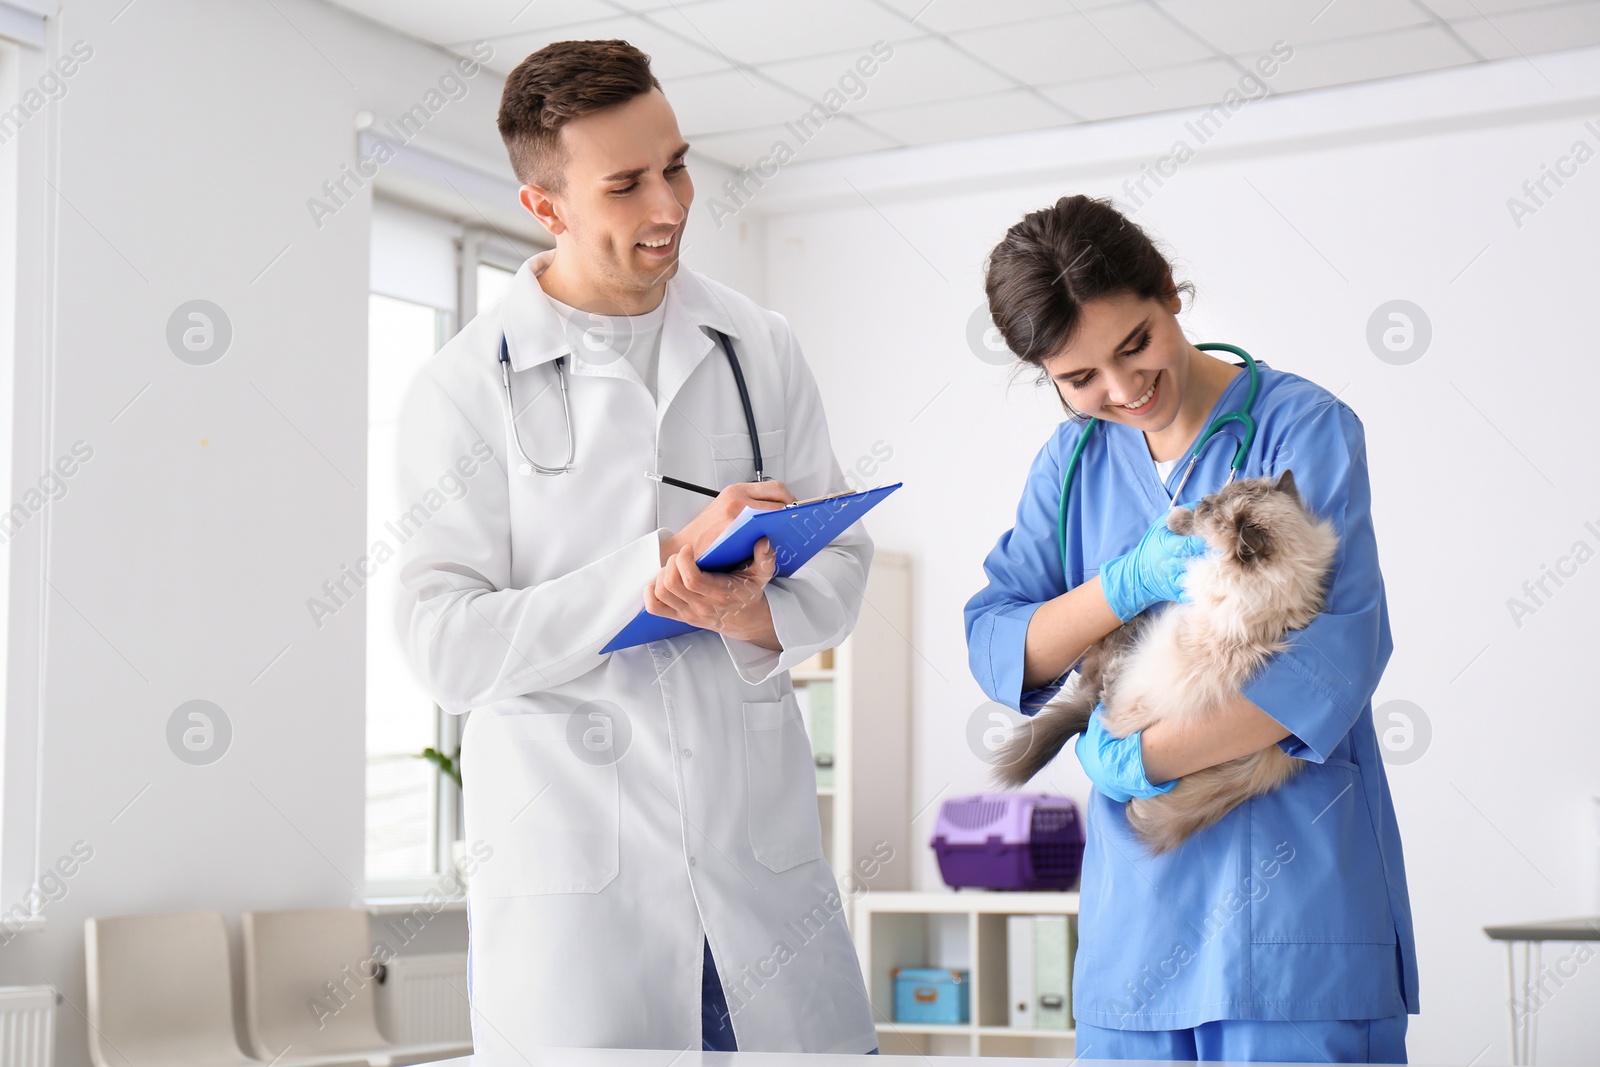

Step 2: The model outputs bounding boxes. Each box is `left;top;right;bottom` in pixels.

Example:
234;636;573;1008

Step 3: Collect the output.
892;967;969;1024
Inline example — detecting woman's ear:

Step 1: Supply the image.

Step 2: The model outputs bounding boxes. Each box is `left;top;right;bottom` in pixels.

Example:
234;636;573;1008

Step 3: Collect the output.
1166;507;1195;535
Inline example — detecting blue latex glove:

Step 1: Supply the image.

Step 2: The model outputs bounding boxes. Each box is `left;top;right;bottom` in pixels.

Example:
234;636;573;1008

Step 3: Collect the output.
1097;512;1211;622
1074;702;1178;803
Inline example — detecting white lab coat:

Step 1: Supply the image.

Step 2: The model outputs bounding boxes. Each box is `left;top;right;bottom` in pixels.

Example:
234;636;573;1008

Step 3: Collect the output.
392;249;879;1056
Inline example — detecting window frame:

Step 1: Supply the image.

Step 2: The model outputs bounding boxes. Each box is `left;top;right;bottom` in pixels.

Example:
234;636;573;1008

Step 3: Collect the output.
429;227;536;882
0;14;60;928
362;214;540;903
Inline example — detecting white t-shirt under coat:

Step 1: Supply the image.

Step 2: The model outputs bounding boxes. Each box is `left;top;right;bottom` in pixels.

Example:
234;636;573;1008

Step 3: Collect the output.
542;290;668;404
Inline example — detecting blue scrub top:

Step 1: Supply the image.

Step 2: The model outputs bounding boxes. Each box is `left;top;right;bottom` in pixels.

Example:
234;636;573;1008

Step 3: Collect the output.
964;360;1420;1030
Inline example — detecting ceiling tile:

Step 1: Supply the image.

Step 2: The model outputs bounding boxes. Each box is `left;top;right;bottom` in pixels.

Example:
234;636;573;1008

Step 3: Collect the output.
656;0;925;65
1039;57;1248;122
668;68;815;134
685;127;798;169
874;0;1133;34
1257;23;1479;94
1154;0;1434;55
686;115;897;168
949;10;1187;85
466;13;731;80
605;0;709;10
1446;1;1600;59
762;36;1011;112
1417;0;1588;18
791;115;905;160
1079;3;1225;67
853;87;1069;145
330;0;615;43
605;0;725;11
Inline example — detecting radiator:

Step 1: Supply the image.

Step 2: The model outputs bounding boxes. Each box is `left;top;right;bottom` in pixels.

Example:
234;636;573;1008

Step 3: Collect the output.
375;953;471;1047
0;986;55;1067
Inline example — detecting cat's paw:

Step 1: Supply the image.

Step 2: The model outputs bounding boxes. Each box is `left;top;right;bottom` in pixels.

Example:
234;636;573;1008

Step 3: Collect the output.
1165;507;1195;535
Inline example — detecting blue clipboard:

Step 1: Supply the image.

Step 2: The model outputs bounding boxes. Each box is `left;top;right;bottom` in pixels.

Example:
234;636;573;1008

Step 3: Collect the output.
600;482;902;654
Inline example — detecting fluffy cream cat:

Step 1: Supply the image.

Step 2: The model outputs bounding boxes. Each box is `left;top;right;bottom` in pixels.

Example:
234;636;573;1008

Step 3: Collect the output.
993;470;1339;854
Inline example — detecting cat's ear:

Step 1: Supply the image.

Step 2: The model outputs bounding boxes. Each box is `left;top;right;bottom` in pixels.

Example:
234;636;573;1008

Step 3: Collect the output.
1235;519;1269;561
1166;507;1195;535
1274;468;1301;505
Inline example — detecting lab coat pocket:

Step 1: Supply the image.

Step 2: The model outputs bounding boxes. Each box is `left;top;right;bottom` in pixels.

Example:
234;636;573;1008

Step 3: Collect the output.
464;711;620;897
710;428;785;485
742;696;824;873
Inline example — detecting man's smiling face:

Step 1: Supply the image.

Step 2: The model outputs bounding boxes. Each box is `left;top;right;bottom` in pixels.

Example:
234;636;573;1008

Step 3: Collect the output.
523;88;694;310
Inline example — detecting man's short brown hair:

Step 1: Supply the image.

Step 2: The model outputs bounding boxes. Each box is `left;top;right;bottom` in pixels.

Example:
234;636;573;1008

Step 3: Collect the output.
497;39;662;193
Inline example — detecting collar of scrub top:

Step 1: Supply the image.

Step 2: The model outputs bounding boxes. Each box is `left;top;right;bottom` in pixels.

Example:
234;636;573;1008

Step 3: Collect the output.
1056;347;1266;572
498;248;743;409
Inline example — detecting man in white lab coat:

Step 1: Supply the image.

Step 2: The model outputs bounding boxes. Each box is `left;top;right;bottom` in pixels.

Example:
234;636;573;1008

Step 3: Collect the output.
392;39;880;1056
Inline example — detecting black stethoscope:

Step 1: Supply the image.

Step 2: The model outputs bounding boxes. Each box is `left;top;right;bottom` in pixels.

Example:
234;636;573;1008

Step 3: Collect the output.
497;328;764;481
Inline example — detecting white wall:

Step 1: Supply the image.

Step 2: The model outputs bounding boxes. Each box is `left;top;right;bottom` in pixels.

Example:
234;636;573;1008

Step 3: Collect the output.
761;46;1600;1066
0;3;757;1065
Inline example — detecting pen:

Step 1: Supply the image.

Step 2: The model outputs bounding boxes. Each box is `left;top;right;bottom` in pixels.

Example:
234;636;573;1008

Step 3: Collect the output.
644;471;720;498
784;487;864;508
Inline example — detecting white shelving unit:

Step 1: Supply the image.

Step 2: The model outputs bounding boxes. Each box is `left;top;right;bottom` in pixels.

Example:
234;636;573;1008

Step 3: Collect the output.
855;890;1080;1058
792;549;913;911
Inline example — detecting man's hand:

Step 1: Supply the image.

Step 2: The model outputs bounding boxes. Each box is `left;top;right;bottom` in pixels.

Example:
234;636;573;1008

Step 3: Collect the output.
660;480;795;564
644;537;782;650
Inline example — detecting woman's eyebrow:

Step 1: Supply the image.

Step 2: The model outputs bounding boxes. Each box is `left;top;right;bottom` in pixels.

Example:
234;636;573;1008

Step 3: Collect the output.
1057;318;1151;378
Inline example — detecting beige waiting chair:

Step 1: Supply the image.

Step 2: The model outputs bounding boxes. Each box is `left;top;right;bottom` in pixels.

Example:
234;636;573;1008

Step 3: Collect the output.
84;911;359;1067
242;908;470;1067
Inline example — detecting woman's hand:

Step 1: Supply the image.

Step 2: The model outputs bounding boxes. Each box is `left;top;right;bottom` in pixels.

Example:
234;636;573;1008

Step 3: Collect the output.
1097;512;1210;621
1074;702;1178;802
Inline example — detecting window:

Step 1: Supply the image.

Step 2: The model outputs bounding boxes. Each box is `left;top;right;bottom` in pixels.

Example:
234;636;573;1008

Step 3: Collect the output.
366;291;450;884
462;230;522;314
0;13;55;918
366;199;539;895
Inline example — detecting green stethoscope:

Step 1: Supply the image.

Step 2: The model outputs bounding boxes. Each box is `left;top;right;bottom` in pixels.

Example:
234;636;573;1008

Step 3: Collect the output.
1056;342;1261;570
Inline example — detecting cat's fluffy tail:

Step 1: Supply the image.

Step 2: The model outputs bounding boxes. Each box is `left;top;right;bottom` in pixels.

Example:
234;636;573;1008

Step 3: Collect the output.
989;697;1095;788
988;613;1148;788
1125;747;1303;853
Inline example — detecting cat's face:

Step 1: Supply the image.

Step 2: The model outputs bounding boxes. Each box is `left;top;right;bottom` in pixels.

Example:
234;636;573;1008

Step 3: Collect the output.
1167;470;1307;566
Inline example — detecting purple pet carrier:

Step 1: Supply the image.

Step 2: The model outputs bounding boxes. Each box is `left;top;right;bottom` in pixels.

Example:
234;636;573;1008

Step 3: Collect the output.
930;794;1085;891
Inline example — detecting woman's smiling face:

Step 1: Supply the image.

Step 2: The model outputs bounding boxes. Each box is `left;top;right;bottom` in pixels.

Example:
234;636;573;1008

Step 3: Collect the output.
1040;289;1190;431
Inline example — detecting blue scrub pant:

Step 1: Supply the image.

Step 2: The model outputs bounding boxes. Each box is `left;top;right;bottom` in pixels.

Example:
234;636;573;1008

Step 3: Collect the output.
1075;1014;1407;1063
700;938;879;1053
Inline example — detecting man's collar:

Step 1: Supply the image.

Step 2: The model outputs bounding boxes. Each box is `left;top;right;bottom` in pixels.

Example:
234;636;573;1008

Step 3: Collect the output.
499;248;741;372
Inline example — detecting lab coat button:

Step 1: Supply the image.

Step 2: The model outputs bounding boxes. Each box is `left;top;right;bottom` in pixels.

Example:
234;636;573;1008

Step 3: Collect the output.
688;856;697;867
682;748;692;758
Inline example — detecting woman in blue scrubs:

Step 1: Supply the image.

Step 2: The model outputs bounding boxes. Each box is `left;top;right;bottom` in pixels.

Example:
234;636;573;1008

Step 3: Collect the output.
964;195;1419;1063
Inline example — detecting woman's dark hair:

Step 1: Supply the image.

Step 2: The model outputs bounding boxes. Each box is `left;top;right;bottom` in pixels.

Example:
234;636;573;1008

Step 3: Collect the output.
983;195;1192;409
498;40;661;193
